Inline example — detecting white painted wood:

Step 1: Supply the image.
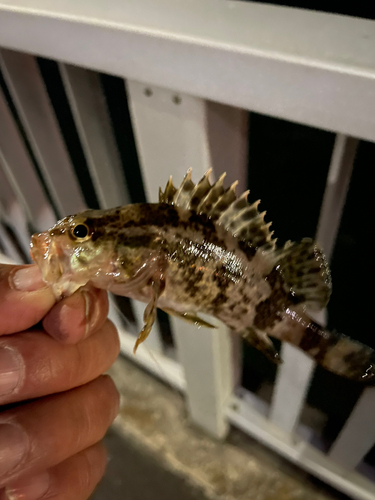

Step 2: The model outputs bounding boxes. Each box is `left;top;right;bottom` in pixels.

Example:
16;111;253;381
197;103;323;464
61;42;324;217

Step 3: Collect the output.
269;344;315;434
59;63;130;209
117;323;186;392
205;101;249;194
0;90;55;232
316;134;358;261
108;297;185;390
0;252;17;265
173;316;234;438
0;49;86;217
329;387;375;469
228;393;375;500
269;312;327;437
0;223;23;263
126;81;213;200
0;164;31;258
126;80;248;437
1;1;375;140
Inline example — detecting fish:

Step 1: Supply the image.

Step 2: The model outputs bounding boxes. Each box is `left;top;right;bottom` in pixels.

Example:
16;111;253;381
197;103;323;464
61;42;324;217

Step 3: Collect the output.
30;169;375;383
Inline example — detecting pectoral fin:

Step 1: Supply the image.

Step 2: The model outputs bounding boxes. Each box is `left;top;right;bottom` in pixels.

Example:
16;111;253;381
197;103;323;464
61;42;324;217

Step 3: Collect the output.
133;278;165;354
161;307;217;329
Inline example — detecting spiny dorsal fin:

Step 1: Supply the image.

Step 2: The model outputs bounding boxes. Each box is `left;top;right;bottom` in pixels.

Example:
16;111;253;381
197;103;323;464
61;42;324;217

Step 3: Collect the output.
159;169;276;250
197;172;226;214
276;238;332;310
173;168;195;209
159;176;177;203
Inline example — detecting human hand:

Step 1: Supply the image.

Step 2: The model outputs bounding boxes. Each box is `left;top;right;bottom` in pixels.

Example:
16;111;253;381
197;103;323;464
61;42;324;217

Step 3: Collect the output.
0;264;120;500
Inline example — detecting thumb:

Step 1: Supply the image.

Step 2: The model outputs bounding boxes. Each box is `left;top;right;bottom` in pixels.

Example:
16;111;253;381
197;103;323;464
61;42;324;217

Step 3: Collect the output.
0;264;55;335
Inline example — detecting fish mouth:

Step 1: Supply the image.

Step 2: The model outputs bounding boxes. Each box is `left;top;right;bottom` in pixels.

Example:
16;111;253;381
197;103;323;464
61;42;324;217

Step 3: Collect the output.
30;232;64;285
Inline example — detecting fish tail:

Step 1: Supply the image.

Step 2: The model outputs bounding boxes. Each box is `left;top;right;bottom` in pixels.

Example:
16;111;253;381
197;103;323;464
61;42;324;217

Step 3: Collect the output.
272;310;375;383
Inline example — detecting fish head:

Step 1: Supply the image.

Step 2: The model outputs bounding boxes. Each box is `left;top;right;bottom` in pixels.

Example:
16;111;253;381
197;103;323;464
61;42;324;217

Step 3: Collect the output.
30;210;118;297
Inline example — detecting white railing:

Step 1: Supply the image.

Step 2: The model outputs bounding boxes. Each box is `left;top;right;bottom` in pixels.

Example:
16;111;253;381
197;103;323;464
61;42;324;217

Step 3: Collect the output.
1;1;375;499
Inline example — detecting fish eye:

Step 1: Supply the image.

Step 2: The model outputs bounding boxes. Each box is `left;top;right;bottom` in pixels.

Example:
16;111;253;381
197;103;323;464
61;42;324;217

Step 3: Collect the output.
72;223;89;239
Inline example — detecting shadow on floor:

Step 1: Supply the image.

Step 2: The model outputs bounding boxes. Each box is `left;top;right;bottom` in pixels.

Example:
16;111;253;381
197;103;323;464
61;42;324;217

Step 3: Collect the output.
91;427;209;500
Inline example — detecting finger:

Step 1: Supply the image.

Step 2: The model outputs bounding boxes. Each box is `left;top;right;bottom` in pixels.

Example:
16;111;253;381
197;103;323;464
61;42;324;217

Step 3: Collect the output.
42;286;109;344
0;319;120;405
0;265;55;336
2;442;107;500
0;375;119;488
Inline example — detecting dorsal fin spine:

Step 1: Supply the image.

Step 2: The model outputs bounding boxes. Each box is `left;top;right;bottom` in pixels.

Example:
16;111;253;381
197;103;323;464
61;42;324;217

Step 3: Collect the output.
159;170;276;249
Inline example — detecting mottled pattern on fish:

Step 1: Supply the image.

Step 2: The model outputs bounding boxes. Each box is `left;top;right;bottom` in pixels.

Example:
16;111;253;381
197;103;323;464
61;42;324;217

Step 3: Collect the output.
30;170;375;383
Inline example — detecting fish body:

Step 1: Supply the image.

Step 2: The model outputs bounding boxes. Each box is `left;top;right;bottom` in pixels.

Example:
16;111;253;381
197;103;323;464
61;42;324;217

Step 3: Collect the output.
31;170;375;383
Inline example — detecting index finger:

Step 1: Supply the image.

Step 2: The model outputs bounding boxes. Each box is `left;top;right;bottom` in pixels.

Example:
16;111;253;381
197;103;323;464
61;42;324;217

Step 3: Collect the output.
0;265;55;336
42;286;109;344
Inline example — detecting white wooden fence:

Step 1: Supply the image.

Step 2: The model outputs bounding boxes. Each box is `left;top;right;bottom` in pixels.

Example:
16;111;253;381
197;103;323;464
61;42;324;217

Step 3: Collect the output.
1;1;375;498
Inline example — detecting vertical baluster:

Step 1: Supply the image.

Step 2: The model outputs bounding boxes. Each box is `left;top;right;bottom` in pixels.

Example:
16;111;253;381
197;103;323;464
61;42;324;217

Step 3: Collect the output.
0;50;86;216
270;134;357;436
60;66;164;353
0;88;55;231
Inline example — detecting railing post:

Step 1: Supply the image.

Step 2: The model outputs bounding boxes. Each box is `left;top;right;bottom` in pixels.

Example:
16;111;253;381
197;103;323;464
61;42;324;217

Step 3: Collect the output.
126;80;248;437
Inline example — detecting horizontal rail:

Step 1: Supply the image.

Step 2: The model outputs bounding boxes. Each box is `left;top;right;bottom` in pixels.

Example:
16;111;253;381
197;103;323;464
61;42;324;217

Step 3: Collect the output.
227;393;375;500
0;1;375;140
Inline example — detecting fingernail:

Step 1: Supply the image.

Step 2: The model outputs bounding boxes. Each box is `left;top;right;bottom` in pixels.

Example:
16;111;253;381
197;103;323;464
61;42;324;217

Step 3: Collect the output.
0;348;21;397
0;423;28;478
43;290;96;343
10;267;46;292
5;472;50;500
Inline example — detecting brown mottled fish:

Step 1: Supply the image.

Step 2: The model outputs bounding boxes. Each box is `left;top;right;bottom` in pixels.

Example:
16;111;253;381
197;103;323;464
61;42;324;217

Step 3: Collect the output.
30;170;375;383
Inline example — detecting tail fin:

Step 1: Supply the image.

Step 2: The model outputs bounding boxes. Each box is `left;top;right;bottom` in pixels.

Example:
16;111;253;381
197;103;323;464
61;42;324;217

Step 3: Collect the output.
271;309;375;383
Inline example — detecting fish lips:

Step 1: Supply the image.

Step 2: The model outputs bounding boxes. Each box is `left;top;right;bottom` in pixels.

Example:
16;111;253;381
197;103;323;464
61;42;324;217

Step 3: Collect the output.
30;232;65;284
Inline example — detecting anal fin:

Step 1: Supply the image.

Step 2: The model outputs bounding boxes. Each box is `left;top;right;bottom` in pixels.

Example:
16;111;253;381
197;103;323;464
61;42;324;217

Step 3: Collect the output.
161;307;217;329
241;327;282;364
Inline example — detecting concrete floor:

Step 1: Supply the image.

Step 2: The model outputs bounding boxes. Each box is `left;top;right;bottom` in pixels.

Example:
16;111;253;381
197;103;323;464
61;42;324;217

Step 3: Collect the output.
91;356;350;500
92;427;207;500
